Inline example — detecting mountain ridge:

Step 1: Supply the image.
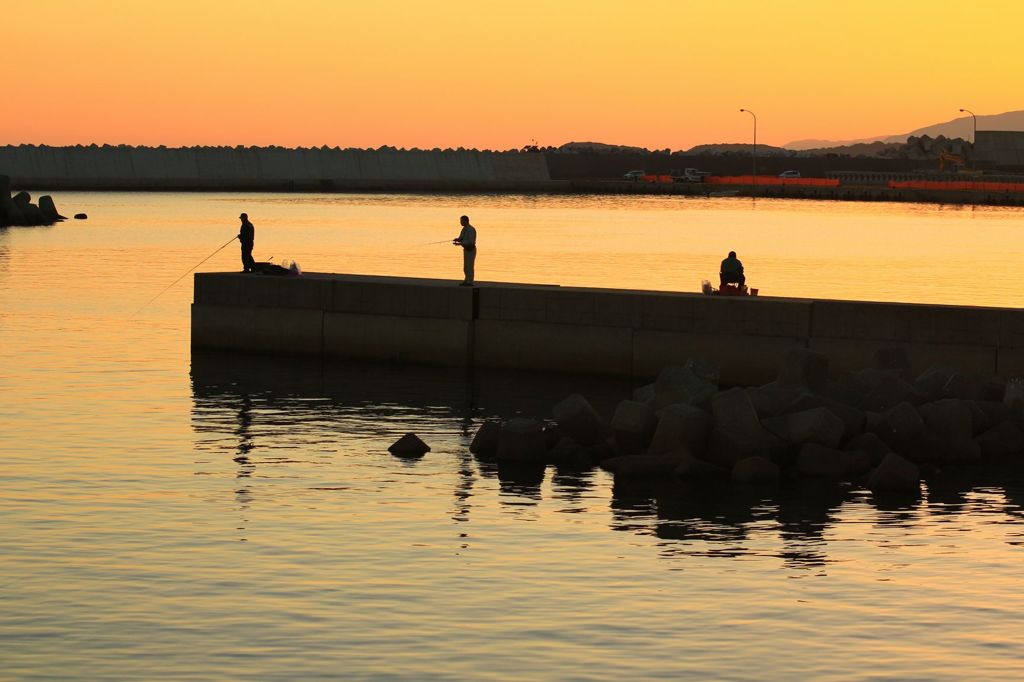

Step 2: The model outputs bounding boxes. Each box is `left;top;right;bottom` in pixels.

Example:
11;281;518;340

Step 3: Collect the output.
784;110;1024;150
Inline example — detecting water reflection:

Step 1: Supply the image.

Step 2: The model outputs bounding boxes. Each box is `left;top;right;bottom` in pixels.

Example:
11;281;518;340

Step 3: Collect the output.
191;352;1024;565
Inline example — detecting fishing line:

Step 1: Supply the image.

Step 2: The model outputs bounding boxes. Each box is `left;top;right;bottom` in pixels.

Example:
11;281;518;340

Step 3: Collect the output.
133;235;237;317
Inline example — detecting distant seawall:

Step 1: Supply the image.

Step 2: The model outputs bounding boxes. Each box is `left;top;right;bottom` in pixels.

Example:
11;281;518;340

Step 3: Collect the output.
0;146;552;191
7;146;1024;204
192;272;1024;385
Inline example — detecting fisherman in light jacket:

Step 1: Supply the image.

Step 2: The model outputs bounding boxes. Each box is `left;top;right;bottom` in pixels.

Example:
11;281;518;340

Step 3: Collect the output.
453;215;477;286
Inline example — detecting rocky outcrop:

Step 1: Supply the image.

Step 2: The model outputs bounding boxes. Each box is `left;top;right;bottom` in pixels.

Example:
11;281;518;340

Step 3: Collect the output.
443;348;1024;495
0;177;66;227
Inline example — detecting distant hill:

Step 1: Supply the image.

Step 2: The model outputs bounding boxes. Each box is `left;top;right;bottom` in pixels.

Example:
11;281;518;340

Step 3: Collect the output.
684;143;791;156
786;135;890;151
883;110;1024;142
557;141;650;154
796;141;904;157
784;109;1024;150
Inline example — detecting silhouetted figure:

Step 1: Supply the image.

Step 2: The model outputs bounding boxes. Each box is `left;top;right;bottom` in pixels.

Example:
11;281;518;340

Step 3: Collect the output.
720;250;745;287
238;213;255;273
453;215;477;286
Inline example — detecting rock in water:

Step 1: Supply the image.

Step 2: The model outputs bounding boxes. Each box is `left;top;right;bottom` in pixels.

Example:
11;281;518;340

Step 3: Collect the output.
708;387;767;466
0;175;12;226
648;403;711;457
388;433;430;458
873;401;924;449
798;443;854;478
552;393;608;445
74;213;88;220
746;382;809;418
975;421;1024;458
868;452;920;493
469;420;501;456
918;399;979;462
37;195;65;221
9;191;44;226
844;432;890;465
762;407;845;449
496;418;547;462
610;400;657;454
711;387;763;439
673;451;729;480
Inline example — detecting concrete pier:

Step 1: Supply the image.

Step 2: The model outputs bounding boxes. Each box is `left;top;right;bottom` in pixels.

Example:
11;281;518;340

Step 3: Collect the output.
192;273;1024;384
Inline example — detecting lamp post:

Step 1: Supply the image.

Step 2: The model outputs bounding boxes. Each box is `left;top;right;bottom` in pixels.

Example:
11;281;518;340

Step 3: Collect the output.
959;108;977;143
739;108;757;187
959;108;977;169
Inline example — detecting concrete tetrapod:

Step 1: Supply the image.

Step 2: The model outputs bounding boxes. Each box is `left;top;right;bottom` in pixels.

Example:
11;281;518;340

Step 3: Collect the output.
868;452;921;493
648;403;711;458
975;421;1024;458
610;400;657;455
649;365;718;411
762;407;845;449
552;393;608;445
388;433;431;458
470;420;502;457
496;418;547;463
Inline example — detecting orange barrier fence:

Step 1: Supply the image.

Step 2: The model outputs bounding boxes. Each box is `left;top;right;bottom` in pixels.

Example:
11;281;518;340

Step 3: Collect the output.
888;180;1024;193
641;174;674;183
705;176;840;187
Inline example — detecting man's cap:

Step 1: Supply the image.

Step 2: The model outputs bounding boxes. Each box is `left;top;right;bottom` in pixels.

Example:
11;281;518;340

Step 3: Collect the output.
239;213;248;219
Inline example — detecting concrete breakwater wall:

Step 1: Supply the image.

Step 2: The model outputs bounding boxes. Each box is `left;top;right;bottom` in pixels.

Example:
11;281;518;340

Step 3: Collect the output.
1;146;550;190
192;273;1024;384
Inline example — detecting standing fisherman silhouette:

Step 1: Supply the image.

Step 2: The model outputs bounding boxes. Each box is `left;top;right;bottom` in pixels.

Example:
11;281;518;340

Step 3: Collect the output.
238;213;255;273
452;215;477;286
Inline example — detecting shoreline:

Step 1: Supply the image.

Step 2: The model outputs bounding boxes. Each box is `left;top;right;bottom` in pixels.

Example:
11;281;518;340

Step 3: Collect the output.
12;178;1024;207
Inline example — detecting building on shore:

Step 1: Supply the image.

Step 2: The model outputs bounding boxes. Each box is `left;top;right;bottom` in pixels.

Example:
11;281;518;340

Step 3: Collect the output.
974;131;1024;170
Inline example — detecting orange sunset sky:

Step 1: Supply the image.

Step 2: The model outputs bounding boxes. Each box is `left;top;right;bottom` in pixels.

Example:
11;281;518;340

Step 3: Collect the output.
7;0;1022;150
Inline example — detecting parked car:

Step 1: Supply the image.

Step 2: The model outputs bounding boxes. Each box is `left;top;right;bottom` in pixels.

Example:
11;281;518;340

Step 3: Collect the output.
672;168;711;183
623;170;645;181
779;170;801;178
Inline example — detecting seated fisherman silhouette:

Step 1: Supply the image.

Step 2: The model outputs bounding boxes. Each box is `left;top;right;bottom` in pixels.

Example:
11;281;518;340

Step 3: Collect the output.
720;250;745;288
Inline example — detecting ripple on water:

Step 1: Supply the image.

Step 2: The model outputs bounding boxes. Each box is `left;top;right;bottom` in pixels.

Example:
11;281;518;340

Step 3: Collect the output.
5;193;1024;680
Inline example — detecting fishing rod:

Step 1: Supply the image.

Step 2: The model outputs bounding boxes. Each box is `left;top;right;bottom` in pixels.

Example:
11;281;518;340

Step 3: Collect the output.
133;235;238;316
421;239;454;246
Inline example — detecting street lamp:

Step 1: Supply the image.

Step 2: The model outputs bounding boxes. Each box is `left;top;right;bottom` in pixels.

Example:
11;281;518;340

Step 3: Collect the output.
739;108;757;186
960;108;977;169
959;108;977;143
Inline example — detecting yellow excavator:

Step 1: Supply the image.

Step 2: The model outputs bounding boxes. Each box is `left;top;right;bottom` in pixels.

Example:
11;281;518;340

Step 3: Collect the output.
938;151;966;172
938;151;983;176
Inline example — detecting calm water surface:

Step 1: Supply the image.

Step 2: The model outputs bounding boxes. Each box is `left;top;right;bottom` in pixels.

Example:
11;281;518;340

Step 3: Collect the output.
3;192;1024;680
